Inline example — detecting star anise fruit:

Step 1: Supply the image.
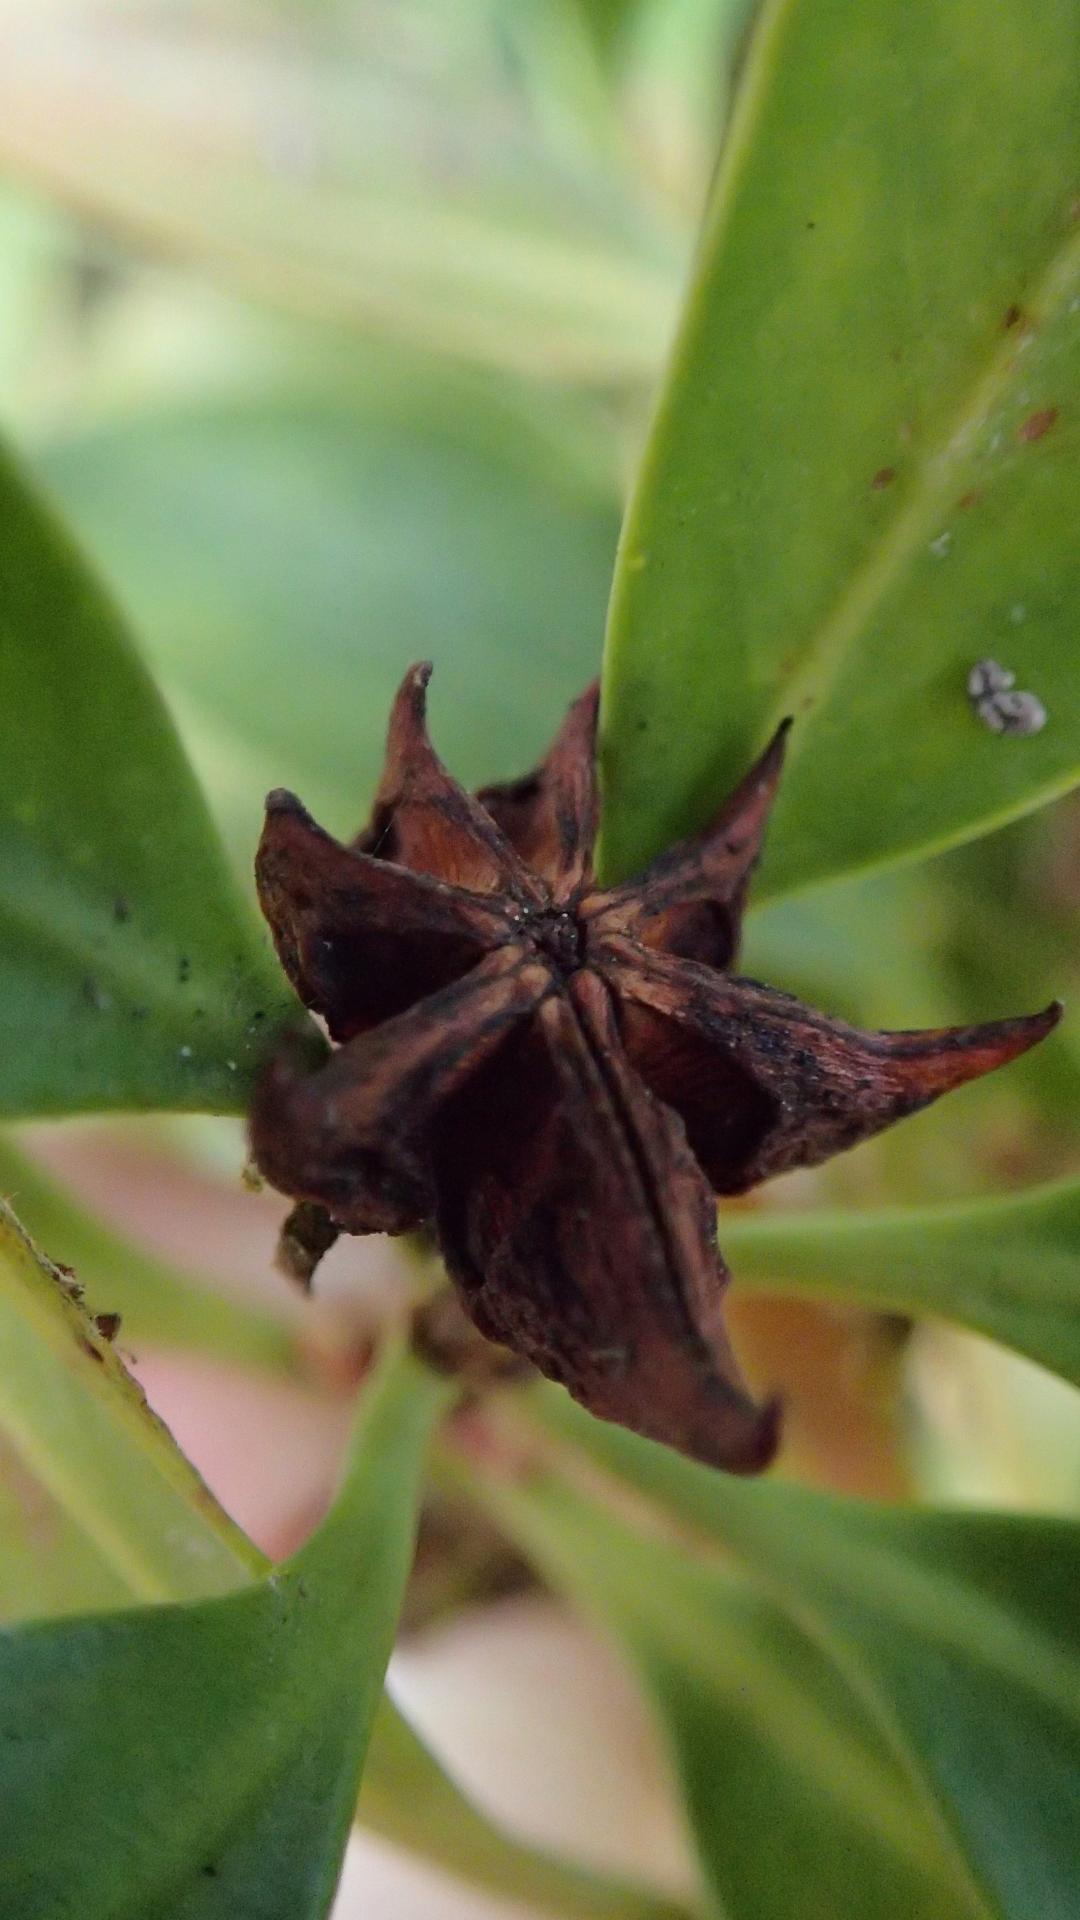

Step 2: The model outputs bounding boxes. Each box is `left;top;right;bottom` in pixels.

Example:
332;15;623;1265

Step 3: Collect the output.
250;663;1059;1473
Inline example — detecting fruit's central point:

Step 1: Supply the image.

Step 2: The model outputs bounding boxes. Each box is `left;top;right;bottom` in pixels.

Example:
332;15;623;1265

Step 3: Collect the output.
524;905;586;975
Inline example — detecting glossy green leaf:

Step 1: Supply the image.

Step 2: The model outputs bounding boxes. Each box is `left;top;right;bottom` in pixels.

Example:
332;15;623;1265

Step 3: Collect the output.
0;1197;258;1623
0;1133;297;1375
466;1457;982;1920
38;384;621;862
724;1177;1080;1392
0;1337;446;1918
361;1693;692;1920
0;3;678;383
538;1393;1080;1920
600;0;1080;891
0;437;299;1118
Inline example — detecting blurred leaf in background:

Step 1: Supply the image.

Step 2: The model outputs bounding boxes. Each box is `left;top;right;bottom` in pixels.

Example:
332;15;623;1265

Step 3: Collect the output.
511;1394;1080;1920
0;1194;689;1920
36;375;622;865
0;0;683;383
470;1448;982;1920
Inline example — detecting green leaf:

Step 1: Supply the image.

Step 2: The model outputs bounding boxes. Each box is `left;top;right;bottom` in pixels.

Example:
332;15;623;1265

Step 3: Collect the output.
0;189;71;424
0;1133;298;1375
37;383;621;861
600;0;1080;891
0;1197;258;1622
907;1326;1080;1519
465;1457;982;1920
361;1693;692;1920
741;866;958;1032
2;1183;616;1920
930;819;1080;1126
724;1177;1080;1393
0;436;299;1119
537;1393;1080;1920
0;1335;446;1919
574;0;636;46
740;842;1074;1203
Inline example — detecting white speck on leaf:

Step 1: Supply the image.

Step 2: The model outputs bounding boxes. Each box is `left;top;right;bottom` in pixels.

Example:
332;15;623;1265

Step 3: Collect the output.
968;659;1014;701
929;530;952;557
967;660;1047;736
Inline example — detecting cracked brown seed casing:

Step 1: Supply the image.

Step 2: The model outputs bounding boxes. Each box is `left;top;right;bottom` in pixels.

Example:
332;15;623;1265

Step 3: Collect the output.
250;663;1060;1472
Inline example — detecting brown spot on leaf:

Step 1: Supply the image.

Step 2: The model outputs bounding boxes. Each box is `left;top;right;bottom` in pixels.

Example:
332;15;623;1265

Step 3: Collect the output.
1003;304;1024;330
956;489;983;512
871;467;896;490
1018;407;1059;444
51;1260;83;1299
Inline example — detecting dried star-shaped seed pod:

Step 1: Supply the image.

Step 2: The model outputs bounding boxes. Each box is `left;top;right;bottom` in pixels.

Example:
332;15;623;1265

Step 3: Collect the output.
251;663;1060;1473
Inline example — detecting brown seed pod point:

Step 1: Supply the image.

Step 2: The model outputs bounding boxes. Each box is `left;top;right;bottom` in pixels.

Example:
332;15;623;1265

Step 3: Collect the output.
249;667;1061;1473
